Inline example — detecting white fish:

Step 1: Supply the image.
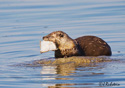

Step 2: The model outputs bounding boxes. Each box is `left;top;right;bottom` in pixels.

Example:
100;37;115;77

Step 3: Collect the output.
40;40;57;53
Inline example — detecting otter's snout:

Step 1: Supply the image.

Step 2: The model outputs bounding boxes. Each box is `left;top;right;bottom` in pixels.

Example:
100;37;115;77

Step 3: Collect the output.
43;36;49;41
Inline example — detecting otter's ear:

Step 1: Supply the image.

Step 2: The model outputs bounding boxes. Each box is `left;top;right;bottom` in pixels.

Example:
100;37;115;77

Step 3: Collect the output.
59;33;64;37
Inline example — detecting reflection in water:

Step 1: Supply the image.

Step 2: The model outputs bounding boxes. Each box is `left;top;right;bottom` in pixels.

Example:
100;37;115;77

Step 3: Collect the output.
41;66;57;87
56;62;76;76
39;56;110;88
49;83;75;88
41;66;57;79
40;62;76;87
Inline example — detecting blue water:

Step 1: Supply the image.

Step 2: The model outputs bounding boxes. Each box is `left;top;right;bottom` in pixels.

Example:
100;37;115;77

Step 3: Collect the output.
0;0;125;88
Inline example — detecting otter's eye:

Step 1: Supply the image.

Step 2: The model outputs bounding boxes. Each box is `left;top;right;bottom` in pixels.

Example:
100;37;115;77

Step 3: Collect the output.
59;34;64;37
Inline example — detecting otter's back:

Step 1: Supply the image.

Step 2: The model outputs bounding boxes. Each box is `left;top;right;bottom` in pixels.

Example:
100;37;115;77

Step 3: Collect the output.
75;36;112;56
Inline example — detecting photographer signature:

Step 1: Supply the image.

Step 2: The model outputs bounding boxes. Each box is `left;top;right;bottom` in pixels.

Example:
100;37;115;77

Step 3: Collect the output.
99;82;120;87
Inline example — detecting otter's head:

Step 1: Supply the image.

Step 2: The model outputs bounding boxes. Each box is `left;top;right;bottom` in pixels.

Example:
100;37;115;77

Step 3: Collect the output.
43;31;74;49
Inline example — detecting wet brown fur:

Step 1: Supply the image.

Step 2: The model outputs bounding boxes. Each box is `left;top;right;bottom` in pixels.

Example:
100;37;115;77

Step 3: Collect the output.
43;31;112;58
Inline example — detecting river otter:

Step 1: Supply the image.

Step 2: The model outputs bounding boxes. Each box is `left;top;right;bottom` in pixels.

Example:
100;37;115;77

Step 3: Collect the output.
43;31;112;58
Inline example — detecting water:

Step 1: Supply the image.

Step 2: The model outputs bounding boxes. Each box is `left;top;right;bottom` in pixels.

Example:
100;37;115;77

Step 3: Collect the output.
0;0;125;88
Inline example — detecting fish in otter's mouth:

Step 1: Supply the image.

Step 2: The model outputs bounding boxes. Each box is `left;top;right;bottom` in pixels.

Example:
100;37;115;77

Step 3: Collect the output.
40;40;57;53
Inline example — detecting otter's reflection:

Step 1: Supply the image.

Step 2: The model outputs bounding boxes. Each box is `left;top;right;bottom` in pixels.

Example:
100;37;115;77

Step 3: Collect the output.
56;62;76;76
40;66;57;87
40;62;76;88
40;56;110;88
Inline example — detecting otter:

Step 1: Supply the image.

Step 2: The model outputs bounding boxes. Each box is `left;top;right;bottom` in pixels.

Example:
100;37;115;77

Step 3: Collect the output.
43;31;112;58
